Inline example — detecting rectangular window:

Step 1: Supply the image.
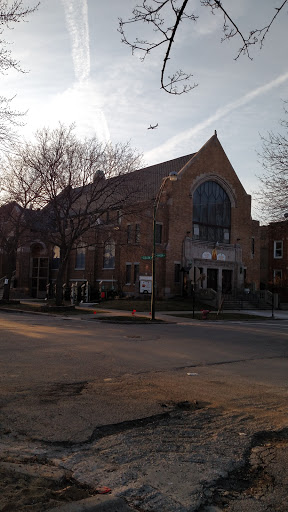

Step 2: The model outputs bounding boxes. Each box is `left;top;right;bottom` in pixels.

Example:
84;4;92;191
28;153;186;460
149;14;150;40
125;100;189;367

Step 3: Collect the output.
134;263;139;284
126;263;132;284
223;229;230;242
274;240;283;259
273;269;282;283
174;263;181;283
51;245;60;270
75;247;86;270
135;224;140;244
251;237;255;256
127;224;132;244
155;223;162;244
193;223;199;239
103;241;115;269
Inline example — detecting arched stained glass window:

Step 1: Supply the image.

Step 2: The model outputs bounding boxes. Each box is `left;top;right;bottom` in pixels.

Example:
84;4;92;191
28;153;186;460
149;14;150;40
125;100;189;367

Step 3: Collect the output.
193;181;231;243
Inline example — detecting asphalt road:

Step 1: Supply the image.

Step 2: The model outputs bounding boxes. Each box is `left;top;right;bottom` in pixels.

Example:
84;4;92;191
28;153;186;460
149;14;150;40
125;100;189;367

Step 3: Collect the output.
0;311;287;442
1;311;288;511
1;312;288;382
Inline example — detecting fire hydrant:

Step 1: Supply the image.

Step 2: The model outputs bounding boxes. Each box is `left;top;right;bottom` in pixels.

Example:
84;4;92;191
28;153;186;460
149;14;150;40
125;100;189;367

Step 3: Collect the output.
201;309;210;320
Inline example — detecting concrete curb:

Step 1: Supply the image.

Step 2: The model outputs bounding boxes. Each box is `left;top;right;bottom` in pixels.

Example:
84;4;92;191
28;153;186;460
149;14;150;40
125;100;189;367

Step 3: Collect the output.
47;495;135;512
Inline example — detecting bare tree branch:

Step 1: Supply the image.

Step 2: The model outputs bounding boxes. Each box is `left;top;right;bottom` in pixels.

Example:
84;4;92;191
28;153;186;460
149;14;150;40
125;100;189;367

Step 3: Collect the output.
255;102;288;223
0;1;39;149
119;0;198;94
119;0;288;94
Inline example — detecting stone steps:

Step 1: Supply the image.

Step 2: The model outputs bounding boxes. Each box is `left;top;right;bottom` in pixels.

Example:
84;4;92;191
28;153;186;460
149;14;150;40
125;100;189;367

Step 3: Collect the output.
223;299;272;310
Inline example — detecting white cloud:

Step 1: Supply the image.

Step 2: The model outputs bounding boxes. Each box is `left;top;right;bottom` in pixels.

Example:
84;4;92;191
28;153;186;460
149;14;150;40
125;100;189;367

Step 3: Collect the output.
145;70;288;163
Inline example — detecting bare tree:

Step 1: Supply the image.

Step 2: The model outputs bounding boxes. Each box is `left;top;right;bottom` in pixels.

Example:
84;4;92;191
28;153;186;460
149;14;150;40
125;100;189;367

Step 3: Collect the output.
119;0;288;94
0;202;25;299
0;152;42;299
255;104;288;223
0;1;39;147
4;124;142;305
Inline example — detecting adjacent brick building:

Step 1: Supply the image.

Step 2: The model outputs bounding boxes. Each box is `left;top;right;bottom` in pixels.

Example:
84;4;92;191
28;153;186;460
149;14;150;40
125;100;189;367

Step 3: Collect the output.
2;132;262;301
260;220;288;302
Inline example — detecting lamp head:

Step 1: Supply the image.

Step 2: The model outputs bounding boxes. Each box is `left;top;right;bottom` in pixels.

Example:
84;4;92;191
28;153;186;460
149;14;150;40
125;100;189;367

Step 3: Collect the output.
169;171;178;181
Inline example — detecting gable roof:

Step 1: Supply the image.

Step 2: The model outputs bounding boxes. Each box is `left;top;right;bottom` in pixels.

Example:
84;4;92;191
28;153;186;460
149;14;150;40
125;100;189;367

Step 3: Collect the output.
121;153;195;201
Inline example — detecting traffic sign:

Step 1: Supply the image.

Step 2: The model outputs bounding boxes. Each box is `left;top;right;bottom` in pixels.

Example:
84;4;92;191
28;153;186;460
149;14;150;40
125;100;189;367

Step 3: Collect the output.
141;255;152;260
156;253;166;258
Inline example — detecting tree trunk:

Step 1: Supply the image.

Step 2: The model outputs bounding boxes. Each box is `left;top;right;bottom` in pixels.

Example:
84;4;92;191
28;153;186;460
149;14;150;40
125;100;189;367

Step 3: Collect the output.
55;262;68;306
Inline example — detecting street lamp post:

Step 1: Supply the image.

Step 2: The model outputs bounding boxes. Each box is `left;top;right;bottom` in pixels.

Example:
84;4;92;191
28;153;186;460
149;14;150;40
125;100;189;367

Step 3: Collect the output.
151;171;177;320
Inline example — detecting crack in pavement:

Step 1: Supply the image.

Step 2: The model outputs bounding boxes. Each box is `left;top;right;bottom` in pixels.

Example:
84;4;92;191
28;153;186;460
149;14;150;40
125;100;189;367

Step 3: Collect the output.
196;428;288;512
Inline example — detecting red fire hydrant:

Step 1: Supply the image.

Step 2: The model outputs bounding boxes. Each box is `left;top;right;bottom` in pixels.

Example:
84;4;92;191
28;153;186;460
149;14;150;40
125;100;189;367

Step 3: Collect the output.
201;309;210;320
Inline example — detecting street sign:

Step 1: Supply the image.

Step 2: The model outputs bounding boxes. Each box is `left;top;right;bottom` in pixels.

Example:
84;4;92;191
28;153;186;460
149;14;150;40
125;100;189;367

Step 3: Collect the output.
141;254;166;260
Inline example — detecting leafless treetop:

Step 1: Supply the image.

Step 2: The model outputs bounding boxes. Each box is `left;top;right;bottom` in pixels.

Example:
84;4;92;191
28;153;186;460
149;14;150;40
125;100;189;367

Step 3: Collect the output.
0;1;39;148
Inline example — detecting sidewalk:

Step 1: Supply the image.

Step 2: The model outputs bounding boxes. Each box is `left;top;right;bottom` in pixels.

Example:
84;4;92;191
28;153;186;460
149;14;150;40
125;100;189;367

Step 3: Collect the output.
155;309;288;322
77;304;288;322
3;299;288;322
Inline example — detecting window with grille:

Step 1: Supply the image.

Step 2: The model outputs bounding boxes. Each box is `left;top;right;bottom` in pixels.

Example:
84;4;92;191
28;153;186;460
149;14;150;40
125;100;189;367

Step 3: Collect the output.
193;181;231;243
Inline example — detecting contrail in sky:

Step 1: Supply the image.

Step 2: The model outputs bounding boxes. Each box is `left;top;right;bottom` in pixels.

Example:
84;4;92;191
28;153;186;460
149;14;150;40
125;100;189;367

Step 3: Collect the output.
59;0;110;141
145;71;288;162
61;0;90;82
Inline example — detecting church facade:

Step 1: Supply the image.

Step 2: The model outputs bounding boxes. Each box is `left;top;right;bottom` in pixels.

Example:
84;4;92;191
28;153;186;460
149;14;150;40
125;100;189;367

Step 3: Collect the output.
116;132;260;299
4;133;261;301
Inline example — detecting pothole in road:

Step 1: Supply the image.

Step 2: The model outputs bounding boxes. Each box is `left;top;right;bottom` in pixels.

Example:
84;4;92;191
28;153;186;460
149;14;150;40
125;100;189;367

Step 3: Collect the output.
199;428;288;512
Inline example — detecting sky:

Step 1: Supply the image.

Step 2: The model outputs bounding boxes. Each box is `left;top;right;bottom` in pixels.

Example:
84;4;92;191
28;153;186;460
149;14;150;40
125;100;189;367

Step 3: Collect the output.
1;0;288;216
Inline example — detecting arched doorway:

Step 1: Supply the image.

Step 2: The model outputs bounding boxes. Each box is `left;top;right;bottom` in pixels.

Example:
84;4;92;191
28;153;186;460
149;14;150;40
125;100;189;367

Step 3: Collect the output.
30;243;49;298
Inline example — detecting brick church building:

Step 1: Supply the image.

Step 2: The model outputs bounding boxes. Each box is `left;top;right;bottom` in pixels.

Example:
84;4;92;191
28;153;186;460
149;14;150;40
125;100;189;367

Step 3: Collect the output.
2;132;261;301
